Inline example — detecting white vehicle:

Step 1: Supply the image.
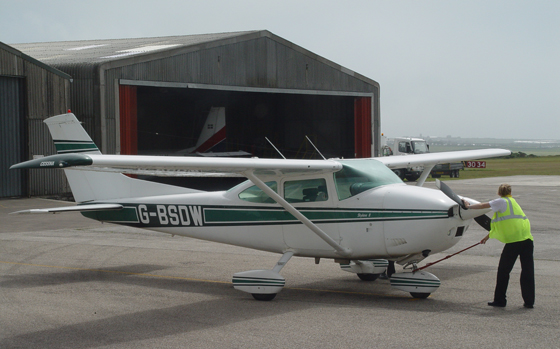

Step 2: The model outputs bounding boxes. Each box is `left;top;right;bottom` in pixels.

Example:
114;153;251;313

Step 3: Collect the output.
10;113;510;301
381;136;430;181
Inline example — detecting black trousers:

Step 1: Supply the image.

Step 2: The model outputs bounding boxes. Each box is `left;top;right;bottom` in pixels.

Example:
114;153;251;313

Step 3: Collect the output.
494;239;535;306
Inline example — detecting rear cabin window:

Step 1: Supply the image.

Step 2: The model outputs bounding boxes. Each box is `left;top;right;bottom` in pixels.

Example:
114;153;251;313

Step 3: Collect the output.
284;178;328;203
334;159;402;200
238;181;277;203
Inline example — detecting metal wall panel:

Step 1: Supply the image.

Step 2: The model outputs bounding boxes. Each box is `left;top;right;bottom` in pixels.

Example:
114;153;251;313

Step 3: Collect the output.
1;43;71;197
0;76;24;197
27;119;68;196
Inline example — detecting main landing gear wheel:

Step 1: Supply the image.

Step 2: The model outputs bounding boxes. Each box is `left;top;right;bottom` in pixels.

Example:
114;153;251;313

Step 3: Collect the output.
252;293;277;301
357;273;379;281
410;292;430;299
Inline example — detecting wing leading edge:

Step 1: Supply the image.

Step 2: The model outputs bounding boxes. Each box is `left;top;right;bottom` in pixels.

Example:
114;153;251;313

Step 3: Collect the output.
11;153;344;177
10;203;123;215
375;149;511;169
11;149;510;177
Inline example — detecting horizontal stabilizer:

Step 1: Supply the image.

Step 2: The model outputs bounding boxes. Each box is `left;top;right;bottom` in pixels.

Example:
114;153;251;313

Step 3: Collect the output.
10;203;123;215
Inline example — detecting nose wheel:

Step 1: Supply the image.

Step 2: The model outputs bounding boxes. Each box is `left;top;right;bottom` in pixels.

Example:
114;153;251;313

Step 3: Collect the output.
410;292;431;299
357;273;380;281
252;293;277;301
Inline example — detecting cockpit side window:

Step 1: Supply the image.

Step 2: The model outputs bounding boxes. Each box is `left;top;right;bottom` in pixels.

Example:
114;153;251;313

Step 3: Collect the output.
334;159;402;200
283;178;328;203
238;181;277;203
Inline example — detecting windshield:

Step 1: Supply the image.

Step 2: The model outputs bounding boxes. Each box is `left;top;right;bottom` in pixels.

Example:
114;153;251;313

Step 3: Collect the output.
334;159;402;200
411;141;428;154
237;181;277;203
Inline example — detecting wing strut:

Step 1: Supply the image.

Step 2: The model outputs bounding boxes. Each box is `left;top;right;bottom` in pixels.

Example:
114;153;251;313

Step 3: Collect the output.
244;171;352;257
415;164;435;187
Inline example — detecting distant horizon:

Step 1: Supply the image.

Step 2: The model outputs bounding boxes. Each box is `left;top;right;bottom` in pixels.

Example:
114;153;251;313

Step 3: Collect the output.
396;135;560;142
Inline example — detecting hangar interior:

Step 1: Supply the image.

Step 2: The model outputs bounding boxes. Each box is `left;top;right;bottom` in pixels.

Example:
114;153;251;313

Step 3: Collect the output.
133;86;356;159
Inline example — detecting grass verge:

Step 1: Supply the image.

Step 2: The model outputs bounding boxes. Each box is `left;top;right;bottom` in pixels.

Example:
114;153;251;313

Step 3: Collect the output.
425;155;560;181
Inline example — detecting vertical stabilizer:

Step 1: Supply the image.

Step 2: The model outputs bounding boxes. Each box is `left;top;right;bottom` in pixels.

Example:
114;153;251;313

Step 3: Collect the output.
192;107;226;153
44;113;195;203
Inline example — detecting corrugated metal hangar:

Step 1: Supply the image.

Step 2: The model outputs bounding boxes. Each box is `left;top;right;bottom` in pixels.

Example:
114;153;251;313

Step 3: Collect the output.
4;30;380;197
0;41;71;198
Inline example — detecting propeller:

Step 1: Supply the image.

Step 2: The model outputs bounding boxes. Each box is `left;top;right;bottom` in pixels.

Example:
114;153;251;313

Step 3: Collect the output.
435;179;491;232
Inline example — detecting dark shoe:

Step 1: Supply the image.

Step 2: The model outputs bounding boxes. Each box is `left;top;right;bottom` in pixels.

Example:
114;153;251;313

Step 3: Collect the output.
523;303;534;309
488;301;506;307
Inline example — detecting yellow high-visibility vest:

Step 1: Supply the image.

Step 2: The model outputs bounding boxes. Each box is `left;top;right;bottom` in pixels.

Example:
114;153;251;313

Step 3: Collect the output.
490;196;533;244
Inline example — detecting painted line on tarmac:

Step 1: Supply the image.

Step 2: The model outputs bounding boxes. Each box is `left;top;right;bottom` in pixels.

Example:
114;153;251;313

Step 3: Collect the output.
0;260;414;299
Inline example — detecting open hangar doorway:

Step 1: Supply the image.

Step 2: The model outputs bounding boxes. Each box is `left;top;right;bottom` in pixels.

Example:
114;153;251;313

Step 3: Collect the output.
119;84;370;189
124;85;362;160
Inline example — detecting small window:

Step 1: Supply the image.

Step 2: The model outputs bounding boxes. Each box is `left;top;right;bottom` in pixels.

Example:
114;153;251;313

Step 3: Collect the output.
284;178;328;203
238;181;277;203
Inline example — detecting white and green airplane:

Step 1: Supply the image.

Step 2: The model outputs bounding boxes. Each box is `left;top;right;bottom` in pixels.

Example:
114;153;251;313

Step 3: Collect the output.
10;112;509;300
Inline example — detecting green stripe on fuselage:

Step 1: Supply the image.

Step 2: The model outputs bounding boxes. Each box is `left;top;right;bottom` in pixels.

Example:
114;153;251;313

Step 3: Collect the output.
79;203;449;228
81;207;139;223
204;207;448;225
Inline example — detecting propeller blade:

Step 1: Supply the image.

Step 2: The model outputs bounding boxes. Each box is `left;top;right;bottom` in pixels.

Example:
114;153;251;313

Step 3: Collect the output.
474;214;491;231
435;179;467;209
436;179;492;231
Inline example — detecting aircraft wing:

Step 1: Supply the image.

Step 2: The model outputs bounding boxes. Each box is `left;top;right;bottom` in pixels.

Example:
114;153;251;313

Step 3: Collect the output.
10;153;343;177
375;149;511;169
10;149;509;177
10;203;123;215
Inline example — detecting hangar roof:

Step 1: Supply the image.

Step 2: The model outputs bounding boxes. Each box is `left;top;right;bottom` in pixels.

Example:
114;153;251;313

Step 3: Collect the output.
12;31;257;65
0;41;72;79
12;30;377;88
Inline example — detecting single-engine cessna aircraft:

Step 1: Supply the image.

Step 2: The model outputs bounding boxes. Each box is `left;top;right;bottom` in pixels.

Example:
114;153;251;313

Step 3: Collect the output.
10;112;510;300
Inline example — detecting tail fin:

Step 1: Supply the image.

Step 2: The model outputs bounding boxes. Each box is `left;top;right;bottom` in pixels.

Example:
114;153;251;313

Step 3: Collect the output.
192;107;226;153
45;114;101;155
44;113;195;203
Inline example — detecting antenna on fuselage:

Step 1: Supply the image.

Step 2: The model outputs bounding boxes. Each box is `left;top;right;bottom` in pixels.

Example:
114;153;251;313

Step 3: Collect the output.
265;137;286;159
305;135;326;160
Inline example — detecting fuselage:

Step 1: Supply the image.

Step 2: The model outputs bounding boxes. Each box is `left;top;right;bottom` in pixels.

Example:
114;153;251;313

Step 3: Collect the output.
82;159;472;260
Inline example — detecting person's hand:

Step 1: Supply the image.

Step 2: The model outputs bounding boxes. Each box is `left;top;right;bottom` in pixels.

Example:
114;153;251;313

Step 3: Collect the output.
462;199;470;209
481;235;490;244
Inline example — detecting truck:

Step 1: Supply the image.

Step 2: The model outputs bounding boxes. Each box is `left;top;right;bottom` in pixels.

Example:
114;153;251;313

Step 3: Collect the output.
381;136;429;181
381;135;463;181
430;162;464;178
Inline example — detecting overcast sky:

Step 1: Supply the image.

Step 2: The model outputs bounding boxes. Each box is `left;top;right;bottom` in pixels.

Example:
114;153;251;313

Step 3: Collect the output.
2;0;559;139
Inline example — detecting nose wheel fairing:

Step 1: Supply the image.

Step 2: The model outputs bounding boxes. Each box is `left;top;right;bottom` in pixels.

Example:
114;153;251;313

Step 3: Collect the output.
390;270;441;298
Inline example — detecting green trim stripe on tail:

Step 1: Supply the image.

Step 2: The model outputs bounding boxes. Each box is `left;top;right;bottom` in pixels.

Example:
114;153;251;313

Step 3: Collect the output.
54;140;99;154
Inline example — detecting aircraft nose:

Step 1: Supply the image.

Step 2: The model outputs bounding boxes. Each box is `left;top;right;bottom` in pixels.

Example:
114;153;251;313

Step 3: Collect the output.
382;184;456;213
381;185;465;256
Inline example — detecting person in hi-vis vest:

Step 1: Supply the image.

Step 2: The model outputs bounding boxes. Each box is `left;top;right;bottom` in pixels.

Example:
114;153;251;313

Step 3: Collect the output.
463;184;534;308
